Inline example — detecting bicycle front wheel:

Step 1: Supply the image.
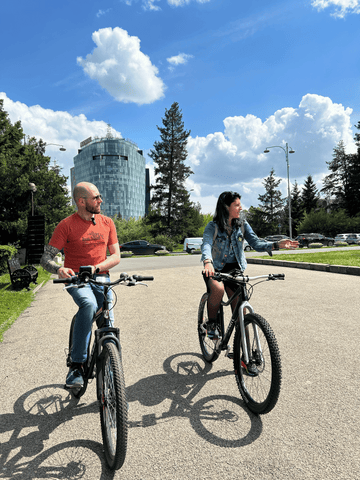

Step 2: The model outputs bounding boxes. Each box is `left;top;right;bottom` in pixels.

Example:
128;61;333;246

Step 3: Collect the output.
233;313;282;414
198;293;221;363
98;342;128;470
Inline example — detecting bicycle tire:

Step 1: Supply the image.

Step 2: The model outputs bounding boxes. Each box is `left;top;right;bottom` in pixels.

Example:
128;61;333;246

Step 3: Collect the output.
98;342;128;470
233;313;282;414
197;293;221;363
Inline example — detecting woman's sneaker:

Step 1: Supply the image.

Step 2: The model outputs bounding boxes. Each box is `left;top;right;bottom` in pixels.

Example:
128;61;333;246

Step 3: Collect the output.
66;364;84;388
206;322;220;340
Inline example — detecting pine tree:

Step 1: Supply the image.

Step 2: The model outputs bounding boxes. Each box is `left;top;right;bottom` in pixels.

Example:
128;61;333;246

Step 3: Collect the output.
257;168;284;234
0;99;74;245
321;140;351;212
148;102;193;237
290;180;304;236
301;175;319;214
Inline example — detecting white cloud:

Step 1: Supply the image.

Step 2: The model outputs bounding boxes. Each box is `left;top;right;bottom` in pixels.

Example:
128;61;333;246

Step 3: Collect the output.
96;9;111;17
122;0;210;8
0;92;122;177
311;0;360;18
168;0;210;5
143;0;161;10
167;53;194;66
186;94;357;212
77;27;165;105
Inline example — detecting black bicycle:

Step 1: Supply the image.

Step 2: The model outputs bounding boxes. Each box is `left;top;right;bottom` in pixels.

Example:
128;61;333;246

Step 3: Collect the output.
198;269;283;415
53;268;154;470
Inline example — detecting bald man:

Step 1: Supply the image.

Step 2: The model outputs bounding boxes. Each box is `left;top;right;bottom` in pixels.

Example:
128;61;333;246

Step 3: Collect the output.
41;182;120;388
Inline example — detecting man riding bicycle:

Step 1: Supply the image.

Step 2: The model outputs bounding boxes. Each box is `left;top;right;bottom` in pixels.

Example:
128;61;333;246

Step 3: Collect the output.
40;182;121;388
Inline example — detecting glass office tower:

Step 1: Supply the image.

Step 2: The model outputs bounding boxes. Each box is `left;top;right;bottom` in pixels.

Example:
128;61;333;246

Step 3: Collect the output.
71;136;148;219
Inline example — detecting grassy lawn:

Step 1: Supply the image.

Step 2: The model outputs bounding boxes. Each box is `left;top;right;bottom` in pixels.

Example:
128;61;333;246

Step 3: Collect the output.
0;266;52;341
262;250;360;267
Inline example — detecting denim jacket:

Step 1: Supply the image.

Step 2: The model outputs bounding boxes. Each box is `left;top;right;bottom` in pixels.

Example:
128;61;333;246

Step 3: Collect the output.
201;221;274;271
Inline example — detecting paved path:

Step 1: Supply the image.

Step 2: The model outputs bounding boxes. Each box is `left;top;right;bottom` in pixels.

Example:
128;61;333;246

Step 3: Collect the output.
1;259;359;479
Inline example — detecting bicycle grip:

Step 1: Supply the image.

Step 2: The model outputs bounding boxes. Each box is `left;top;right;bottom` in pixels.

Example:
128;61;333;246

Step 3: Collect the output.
53;276;77;284
133;275;154;281
273;274;285;279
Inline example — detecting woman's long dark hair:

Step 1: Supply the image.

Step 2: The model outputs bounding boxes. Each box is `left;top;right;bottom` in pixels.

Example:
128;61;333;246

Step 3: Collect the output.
213;191;242;232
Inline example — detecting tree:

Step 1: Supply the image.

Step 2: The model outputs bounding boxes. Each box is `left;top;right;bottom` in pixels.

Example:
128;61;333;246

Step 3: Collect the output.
148;102;193;238
257;168;284;234
301;175;319;214
0;99;74;245
245;206;268;237
321;140;351;212
290;180;304;236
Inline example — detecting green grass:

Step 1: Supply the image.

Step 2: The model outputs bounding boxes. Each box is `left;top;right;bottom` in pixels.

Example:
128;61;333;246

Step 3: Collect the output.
262;250;360;267
0;266;52;342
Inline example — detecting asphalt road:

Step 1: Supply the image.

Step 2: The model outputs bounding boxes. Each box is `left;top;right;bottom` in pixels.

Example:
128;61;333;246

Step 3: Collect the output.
1;256;359;479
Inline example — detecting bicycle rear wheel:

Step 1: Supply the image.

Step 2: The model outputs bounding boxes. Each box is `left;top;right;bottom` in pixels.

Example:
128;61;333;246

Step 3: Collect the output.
98;342;128;470
198;293;222;363
233;313;282;414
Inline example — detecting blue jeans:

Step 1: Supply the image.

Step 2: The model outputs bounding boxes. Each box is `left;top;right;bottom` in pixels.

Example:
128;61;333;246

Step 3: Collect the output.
67;275;114;363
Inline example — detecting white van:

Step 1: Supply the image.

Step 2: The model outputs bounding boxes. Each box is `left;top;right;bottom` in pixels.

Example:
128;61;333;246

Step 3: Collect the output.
183;237;203;253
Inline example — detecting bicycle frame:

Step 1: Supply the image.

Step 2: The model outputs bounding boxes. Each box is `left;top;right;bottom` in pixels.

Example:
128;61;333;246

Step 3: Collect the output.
213;279;264;364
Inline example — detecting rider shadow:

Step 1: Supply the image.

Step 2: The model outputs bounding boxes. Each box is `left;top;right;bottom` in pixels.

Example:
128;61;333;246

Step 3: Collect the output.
0;384;115;479
127;352;263;448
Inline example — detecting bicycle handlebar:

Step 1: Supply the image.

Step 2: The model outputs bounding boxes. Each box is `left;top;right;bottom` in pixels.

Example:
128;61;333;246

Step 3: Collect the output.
214;272;285;283
53;271;154;287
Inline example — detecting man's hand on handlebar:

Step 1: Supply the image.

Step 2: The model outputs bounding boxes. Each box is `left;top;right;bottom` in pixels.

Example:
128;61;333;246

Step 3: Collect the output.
58;266;76;279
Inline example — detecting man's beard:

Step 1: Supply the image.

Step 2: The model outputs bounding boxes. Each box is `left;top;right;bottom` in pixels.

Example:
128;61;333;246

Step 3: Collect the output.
85;204;100;214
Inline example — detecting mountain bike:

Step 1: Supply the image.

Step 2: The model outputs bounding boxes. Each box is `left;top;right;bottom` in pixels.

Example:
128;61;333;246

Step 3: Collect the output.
53;268;154;470
198;269;283;415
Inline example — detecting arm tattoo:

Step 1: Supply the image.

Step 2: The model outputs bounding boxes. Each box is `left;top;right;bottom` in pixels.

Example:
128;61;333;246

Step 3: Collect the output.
40;244;61;274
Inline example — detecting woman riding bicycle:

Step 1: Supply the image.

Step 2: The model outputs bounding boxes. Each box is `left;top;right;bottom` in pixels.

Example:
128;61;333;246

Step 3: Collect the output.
201;191;298;338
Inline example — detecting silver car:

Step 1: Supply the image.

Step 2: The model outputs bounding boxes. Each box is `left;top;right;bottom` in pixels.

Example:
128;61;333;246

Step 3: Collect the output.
345;234;360;245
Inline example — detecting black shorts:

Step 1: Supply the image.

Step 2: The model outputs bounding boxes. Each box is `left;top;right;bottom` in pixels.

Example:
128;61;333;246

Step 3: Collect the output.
203;262;240;293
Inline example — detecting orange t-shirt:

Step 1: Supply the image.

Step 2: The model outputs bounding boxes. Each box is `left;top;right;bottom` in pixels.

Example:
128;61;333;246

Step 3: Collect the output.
49;213;118;273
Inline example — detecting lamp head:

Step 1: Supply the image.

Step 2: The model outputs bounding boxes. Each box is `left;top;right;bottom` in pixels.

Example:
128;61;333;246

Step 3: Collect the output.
264;149;270;153
289;149;295;154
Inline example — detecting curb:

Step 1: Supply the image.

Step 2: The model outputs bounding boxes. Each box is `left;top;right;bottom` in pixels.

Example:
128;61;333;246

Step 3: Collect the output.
247;258;360;276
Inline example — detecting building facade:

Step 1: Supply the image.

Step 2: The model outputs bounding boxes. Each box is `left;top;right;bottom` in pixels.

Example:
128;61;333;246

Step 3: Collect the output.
71;136;149;219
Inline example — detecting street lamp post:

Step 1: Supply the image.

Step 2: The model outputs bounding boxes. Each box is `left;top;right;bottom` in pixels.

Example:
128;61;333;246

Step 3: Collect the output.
28;183;37;216
263;143;295;238
45;143;66;151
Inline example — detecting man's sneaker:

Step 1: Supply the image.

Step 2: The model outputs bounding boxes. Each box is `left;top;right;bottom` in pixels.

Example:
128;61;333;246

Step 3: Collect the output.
206;323;220;340
66;364;84;388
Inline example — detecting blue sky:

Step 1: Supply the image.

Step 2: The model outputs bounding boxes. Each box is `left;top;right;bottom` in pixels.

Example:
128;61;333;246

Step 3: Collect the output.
1;0;360;213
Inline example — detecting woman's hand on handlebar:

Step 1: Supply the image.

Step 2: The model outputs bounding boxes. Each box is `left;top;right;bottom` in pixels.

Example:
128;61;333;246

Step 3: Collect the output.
202;262;215;277
58;266;76;279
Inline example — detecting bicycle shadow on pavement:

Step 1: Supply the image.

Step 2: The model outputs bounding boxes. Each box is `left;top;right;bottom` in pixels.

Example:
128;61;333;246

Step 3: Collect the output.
127;352;263;448
0;384;115;479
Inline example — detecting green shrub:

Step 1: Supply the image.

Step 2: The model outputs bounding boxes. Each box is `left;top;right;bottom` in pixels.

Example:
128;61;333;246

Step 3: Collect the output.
0;245;17;275
153;235;177;252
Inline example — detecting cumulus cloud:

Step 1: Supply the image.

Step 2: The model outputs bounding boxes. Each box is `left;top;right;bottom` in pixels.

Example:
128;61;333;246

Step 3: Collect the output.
186;94;356;212
311;0;360;18
167;53;194;71
77;27;165;105
0;92;122;177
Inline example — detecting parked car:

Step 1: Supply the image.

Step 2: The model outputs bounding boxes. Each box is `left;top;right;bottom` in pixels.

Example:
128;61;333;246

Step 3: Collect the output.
120;240;166;255
183;237;203;253
334;234;350;243
265;235;291;242
244;240;252;251
296;233;335;248
345;233;360;244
